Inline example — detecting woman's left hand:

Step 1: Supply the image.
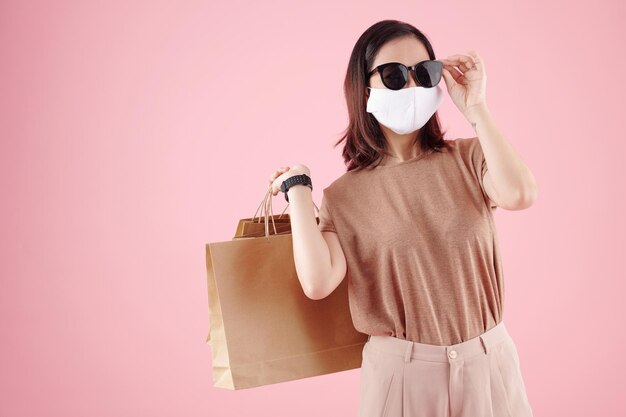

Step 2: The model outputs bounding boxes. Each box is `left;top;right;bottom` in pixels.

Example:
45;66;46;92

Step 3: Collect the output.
440;50;488;117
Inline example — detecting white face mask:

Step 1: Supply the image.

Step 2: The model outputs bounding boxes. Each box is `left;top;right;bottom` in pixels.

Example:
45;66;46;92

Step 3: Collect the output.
366;85;444;135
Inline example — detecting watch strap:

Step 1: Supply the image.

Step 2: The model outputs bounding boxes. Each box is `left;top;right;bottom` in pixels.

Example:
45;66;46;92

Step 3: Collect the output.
280;174;313;202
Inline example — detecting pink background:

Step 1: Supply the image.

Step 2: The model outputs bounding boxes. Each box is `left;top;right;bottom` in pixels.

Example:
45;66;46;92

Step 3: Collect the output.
1;0;624;415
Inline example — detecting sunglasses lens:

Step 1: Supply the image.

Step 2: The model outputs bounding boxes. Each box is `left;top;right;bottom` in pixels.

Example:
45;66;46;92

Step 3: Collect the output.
415;60;443;88
381;64;408;90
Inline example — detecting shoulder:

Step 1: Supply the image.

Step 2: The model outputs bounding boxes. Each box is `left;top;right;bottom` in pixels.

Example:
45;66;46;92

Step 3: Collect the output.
447;136;478;152
443;136;483;161
322;171;350;197
321;138;478;194
320;168;367;202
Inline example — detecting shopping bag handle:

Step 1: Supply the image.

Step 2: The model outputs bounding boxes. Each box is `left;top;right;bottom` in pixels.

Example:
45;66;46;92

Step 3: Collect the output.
253;184;320;238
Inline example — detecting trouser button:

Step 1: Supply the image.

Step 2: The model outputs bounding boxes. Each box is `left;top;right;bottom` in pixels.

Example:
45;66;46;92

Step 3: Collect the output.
448;349;457;359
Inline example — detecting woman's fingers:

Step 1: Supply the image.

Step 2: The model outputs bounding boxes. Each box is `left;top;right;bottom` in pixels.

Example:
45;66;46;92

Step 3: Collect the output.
268;166;291;183
269;166;291;195
442;54;474;65
442;53;476;73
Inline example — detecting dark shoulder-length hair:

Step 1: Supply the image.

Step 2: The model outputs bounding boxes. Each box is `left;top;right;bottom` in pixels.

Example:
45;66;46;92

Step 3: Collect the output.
334;19;451;172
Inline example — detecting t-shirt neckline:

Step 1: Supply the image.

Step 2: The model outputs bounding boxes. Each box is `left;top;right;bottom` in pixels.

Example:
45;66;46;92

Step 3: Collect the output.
373;147;435;169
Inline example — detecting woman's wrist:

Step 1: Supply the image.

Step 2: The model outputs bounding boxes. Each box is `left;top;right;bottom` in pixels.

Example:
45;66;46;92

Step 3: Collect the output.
286;184;312;202
463;102;490;125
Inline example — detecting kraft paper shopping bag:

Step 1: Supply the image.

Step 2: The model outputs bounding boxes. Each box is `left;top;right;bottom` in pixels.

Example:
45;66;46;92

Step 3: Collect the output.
205;186;367;390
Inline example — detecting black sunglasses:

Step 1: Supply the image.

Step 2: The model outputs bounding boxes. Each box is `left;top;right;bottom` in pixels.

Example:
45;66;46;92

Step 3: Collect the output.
367;60;443;90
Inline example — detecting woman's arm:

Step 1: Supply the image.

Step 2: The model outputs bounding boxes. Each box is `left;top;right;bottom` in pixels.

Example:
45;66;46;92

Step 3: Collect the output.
441;51;538;211
269;166;347;300
464;102;538;210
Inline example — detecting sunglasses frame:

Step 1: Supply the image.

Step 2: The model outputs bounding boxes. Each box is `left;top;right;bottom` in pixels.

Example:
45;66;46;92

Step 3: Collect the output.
367;60;443;90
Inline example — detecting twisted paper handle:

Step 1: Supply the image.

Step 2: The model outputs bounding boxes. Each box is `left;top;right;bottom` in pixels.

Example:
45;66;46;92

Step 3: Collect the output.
250;184;320;238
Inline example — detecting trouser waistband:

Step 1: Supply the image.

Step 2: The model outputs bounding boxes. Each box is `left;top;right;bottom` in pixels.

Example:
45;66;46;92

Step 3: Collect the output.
366;321;511;363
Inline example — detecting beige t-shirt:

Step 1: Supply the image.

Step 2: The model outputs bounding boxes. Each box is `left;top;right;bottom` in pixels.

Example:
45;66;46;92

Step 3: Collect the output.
317;137;503;346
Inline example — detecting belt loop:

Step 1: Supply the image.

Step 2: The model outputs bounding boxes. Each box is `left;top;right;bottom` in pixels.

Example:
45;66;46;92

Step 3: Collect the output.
479;335;489;354
404;341;414;363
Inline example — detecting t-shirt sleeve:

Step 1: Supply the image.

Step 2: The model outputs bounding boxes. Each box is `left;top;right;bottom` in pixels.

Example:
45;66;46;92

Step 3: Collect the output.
468;137;498;209
317;188;337;233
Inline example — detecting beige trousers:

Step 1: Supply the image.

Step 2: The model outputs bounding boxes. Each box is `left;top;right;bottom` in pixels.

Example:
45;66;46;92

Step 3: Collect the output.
358;321;534;417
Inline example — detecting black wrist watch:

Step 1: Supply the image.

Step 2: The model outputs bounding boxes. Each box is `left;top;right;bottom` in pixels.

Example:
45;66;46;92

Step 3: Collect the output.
280;174;313;202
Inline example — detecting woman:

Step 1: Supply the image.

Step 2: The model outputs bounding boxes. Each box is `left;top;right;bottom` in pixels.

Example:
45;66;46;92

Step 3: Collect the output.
269;20;536;417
